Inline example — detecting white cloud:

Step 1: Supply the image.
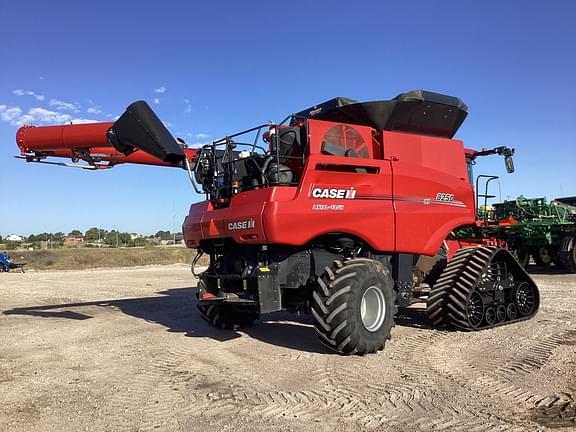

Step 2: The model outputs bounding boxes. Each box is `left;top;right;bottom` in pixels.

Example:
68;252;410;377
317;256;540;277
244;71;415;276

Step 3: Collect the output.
0;105;23;124
50;98;80;111
87;107;102;114
0;105;96;126
184;98;192;113
153;98;160;105
13;89;45;101
154;86;166;94
162;120;175;127
184;132;211;147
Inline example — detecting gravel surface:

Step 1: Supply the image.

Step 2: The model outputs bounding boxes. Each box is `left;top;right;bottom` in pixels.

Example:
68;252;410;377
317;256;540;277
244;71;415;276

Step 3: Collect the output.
0;265;575;431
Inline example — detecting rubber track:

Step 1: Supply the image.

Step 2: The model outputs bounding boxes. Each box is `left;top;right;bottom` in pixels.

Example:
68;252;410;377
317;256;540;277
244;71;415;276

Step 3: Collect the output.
427;246;539;330
426;247;478;327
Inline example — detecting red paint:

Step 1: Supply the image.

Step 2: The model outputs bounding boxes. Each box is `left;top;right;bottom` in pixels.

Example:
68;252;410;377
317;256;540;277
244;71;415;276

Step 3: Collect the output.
183;119;477;256
16;123;197;168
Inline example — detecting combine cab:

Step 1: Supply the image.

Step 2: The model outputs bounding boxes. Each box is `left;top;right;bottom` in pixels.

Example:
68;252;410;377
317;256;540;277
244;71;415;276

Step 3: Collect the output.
15;90;540;354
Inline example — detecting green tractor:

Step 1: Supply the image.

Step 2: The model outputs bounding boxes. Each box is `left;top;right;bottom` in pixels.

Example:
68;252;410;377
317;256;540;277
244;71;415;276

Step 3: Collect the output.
493;196;576;271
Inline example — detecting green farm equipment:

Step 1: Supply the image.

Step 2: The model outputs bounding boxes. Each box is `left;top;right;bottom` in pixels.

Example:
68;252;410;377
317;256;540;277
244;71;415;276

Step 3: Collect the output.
492;196;576;271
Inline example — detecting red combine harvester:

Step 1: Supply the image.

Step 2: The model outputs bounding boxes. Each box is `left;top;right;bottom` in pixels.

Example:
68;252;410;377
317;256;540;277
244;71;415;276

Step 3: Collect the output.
15;91;539;355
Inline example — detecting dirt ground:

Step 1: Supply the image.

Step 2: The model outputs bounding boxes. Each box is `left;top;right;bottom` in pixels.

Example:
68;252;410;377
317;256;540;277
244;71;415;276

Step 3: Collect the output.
0;265;575;432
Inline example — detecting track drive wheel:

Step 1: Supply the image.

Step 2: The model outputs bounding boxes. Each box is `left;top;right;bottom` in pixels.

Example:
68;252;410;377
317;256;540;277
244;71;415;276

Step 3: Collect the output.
531;246;552;267
559;236;576;273
311;258;395;355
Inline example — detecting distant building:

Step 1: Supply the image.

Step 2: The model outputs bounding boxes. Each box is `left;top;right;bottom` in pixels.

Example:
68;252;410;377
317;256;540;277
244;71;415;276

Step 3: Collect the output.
6;234;23;242
64;235;84;246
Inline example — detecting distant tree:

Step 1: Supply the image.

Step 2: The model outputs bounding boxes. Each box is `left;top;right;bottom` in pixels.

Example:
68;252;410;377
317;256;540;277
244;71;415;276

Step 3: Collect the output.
85;227;103;241
155;230;172;240
27;232;50;242
130;237;149;247
4;241;18;250
0;235;2;242
119;232;131;244
68;229;83;237
53;232;65;241
105;230;119;246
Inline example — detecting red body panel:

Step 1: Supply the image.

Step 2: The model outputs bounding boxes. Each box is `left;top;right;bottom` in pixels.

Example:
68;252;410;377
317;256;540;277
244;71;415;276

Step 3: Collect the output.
385;132;475;255
16;123;196;168
183;119;476;256
16;123;113;152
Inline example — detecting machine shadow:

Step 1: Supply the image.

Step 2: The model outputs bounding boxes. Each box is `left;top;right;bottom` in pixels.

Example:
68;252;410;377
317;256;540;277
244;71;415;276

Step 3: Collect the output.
394;298;436;330
2;287;330;354
525;265;569;275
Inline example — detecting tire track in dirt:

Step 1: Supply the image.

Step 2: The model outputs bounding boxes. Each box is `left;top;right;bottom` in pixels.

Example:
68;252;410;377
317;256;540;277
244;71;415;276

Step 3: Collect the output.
184;386;527;431
428;329;576;430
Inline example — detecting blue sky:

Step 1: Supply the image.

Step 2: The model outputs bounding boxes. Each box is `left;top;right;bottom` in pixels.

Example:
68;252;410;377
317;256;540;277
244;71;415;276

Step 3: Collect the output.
1;1;575;236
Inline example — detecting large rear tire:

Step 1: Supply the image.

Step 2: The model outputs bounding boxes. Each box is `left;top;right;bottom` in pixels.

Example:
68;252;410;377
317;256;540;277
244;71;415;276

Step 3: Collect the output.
559;236;576;273
311;258;395;355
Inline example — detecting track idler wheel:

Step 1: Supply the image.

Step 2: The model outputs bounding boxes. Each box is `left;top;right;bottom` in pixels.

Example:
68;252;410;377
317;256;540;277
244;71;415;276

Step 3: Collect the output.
506;303;517;320
484;307;497;326
496;304;507;322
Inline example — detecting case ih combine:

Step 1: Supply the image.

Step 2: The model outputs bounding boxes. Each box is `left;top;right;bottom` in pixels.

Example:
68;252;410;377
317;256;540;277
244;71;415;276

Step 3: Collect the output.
15;90;540;355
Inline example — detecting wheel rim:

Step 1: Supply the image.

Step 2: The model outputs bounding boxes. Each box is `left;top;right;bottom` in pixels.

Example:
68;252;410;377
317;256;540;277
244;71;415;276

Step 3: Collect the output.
515;282;536;316
506;303;517;320
485;307;496;325
360;285;386;332
538;247;552;264
467;291;484;328
496;305;507;322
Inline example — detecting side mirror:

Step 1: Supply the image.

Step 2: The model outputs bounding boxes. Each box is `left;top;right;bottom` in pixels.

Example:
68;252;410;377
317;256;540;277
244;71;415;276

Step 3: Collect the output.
505;155;515;173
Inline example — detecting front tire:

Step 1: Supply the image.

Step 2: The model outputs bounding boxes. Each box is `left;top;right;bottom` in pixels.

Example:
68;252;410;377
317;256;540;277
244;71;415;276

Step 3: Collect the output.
311;258;395;355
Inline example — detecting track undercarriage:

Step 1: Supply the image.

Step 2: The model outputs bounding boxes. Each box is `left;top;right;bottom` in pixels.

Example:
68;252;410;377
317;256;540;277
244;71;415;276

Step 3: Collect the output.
427;246;539;330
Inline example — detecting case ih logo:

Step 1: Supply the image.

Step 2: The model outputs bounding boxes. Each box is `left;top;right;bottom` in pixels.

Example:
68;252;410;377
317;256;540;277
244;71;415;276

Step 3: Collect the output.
311;187;357;199
228;219;256;231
